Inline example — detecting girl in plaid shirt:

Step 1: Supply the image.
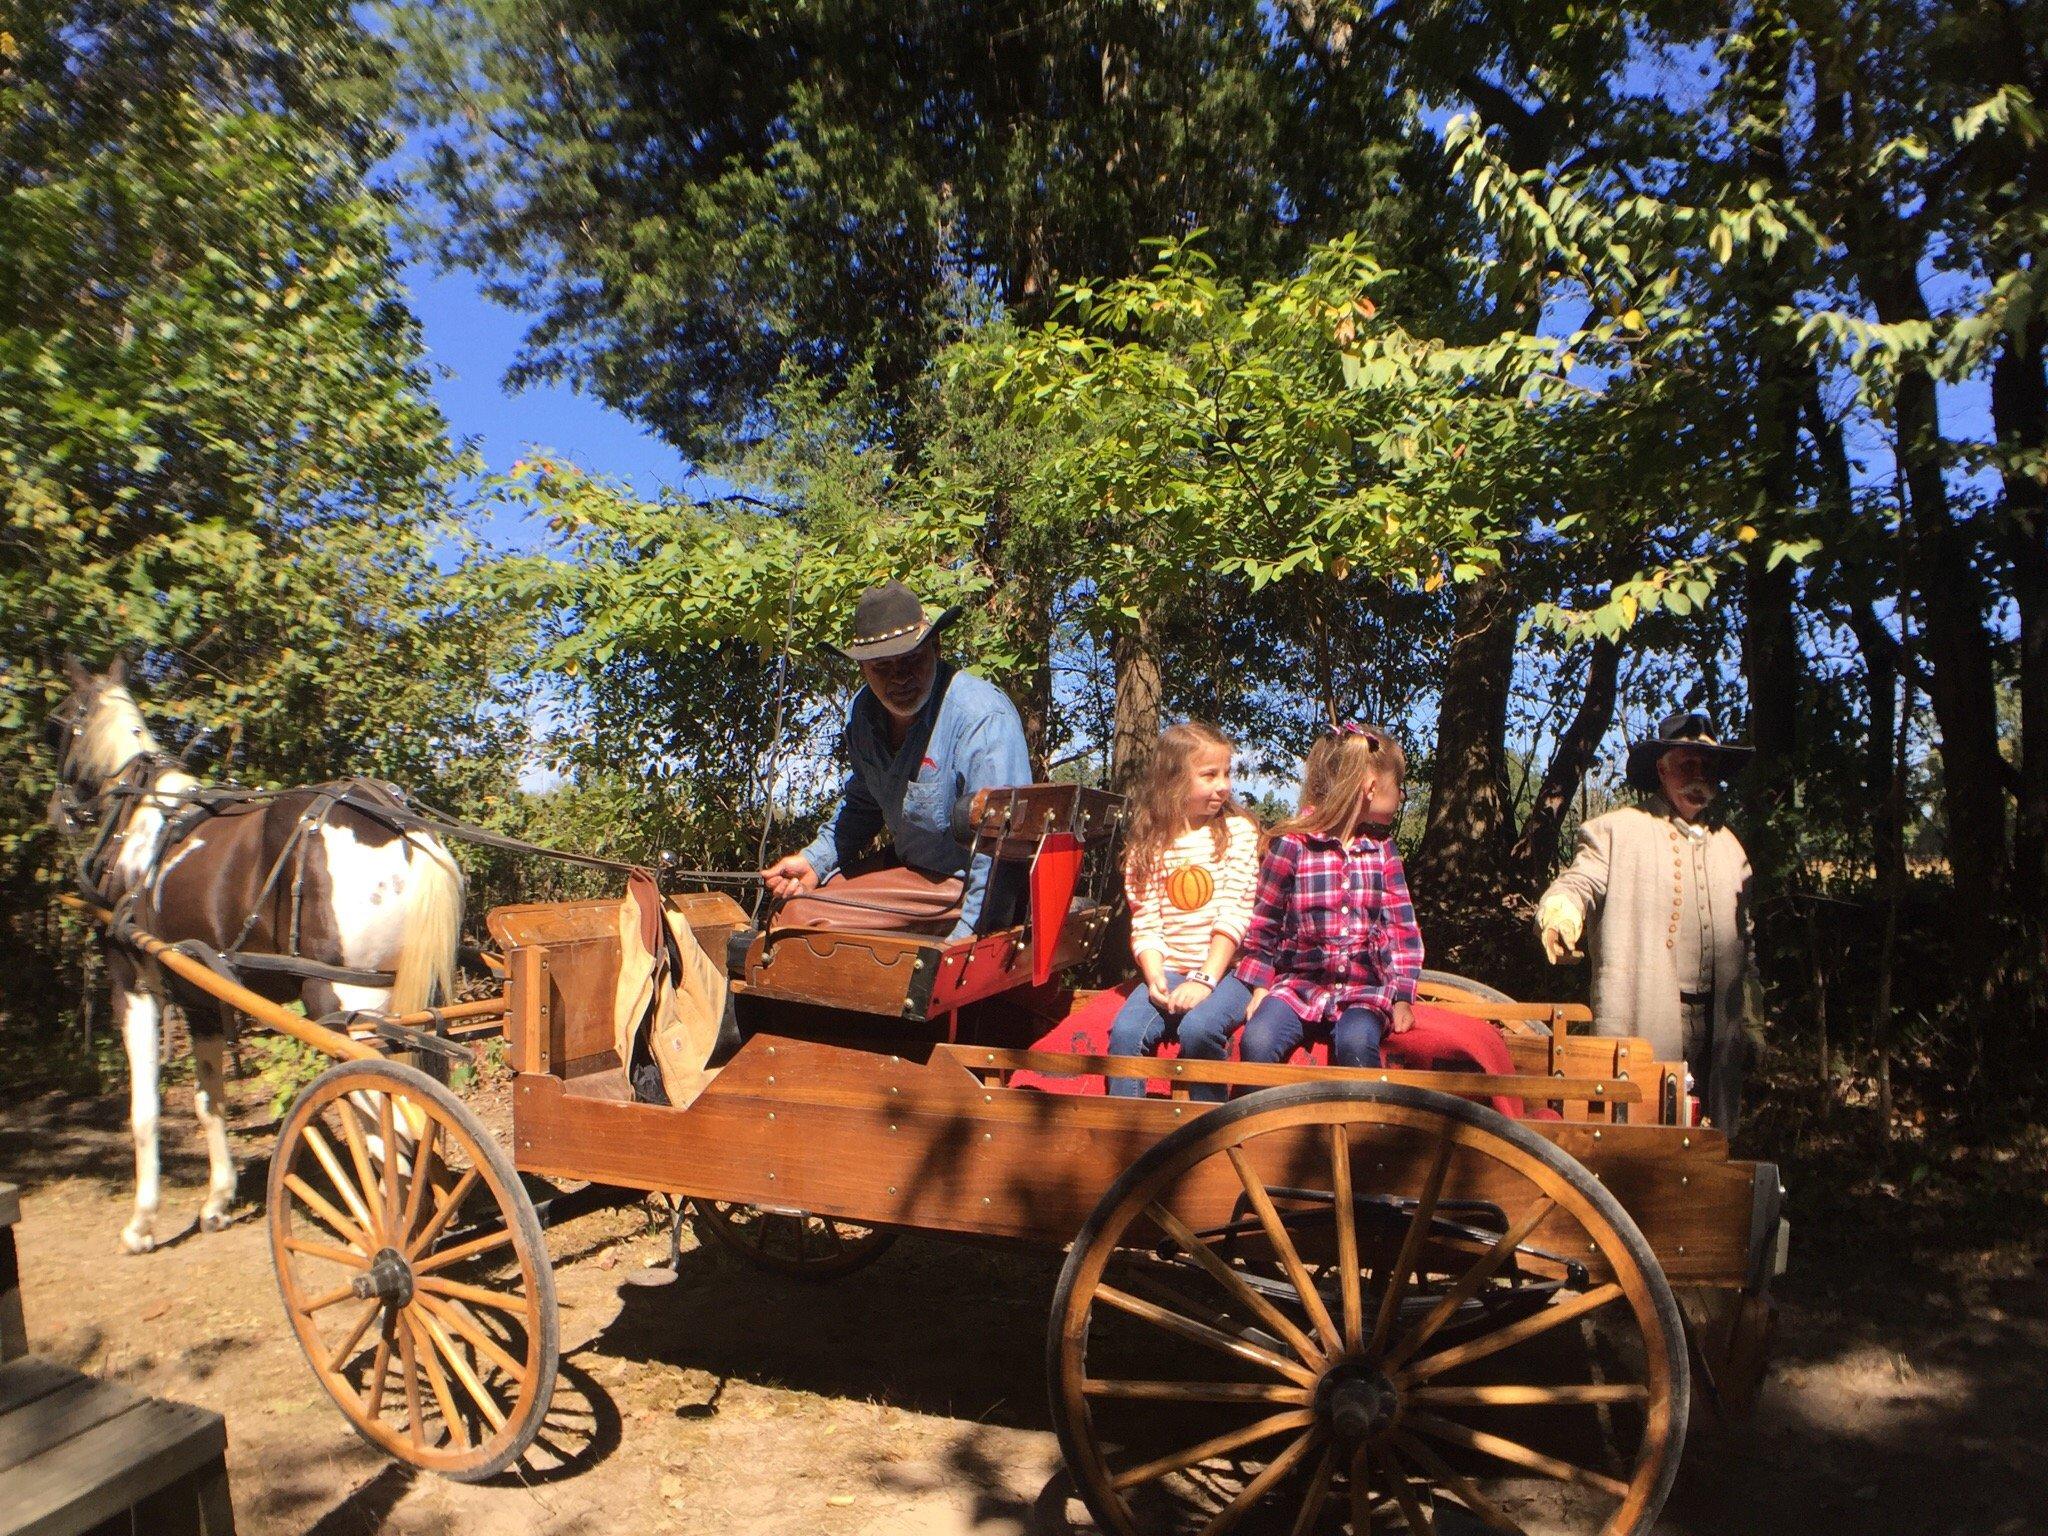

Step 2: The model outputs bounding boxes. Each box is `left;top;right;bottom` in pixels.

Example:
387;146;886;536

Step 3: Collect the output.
1233;724;1424;1072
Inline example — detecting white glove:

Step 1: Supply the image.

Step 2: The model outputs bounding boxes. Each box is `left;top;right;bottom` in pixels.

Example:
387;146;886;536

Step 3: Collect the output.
1536;892;1584;962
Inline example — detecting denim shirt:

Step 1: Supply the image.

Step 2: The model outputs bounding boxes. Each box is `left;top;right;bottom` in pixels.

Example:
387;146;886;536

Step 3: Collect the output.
799;663;1032;939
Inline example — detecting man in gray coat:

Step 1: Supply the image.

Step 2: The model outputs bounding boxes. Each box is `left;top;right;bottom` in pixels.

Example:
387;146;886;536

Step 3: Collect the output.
1537;711;1760;1131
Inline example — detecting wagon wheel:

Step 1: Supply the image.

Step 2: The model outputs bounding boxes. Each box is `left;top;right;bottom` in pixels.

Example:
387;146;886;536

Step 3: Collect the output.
268;1058;559;1481
1050;1082;1686;1536
1418;968;1514;1005
690;1200;897;1280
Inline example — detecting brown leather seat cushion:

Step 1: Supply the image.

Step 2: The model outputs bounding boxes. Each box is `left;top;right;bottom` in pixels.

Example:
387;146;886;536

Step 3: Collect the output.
773;865;964;935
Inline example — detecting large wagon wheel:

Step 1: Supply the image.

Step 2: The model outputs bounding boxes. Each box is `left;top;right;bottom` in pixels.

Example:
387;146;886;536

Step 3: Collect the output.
1418;968;1514;1005
691;1200;897;1280
1050;1082;1686;1536
268;1058;559;1481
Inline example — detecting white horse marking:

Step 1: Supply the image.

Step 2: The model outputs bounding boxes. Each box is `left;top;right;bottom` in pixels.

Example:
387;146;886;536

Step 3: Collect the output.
319;822;414;971
120;986;163;1253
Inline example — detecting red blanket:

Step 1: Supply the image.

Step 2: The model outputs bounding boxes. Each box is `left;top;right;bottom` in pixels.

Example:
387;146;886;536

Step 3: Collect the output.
1013;987;1531;1117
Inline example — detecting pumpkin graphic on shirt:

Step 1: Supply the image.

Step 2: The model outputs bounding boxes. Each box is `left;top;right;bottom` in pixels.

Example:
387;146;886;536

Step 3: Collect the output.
1164;863;1215;912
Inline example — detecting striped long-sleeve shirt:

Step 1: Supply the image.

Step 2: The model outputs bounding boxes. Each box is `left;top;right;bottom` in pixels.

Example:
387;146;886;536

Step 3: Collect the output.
1125;815;1261;974
1234;830;1424;1024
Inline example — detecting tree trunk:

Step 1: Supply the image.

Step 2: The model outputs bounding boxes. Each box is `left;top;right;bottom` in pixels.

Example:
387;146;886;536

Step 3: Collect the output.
1845;604;1905;896
1109;610;1162;793
1412;572;1519;904
1510;635;1620;885
1993;320;2048;916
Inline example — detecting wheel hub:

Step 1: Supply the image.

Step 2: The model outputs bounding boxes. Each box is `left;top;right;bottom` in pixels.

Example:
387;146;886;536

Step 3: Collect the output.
351;1246;415;1305
1318;1363;1399;1447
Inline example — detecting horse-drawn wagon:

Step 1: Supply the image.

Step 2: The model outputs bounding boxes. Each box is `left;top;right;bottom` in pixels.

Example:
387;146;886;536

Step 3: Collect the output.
235;782;1778;1536
48;665;1783;1533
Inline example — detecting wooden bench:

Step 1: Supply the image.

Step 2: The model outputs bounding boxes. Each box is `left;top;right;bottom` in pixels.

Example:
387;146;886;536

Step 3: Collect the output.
0;1185;234;1536
0;1185;23;1364
0;1358;233;1536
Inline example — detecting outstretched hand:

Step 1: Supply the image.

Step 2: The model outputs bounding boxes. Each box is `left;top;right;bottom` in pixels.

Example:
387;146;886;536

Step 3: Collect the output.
1540;926;1580;965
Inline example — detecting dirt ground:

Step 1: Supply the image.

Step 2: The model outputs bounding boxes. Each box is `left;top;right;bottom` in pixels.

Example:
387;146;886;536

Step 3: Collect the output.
4;1077;2046;1536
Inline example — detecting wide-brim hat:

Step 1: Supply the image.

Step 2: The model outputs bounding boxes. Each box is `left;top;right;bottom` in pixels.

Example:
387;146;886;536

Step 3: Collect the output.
830;580;962;662
1625;710;1754;793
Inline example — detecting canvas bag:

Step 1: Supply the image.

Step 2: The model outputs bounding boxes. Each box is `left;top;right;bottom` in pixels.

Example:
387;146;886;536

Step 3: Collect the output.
613;870;728;1108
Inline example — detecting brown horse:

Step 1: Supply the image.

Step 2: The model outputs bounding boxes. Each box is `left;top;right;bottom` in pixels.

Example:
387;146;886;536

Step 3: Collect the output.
47;660;463;1252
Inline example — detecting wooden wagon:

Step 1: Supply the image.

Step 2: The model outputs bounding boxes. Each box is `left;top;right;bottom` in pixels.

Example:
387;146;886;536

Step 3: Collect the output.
123;784;1786;1535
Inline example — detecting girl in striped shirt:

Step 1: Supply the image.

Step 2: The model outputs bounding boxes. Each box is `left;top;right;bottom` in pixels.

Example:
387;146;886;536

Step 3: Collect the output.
1107;723;1261;1101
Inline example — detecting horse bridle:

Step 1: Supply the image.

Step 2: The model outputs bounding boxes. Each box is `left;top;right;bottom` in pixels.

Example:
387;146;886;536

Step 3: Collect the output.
44;688;102;836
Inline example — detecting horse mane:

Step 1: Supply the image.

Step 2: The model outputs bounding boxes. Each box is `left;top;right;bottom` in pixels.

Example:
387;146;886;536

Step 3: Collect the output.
75;686;163;783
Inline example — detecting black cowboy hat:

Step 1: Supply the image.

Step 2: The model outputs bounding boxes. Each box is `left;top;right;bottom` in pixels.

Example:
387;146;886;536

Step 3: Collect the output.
831;580;962;663
1625;710;1755;793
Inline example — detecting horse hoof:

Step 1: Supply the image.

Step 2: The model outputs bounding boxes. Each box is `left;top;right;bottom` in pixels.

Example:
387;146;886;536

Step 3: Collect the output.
121;1225;157;1255
200;1208;233;1233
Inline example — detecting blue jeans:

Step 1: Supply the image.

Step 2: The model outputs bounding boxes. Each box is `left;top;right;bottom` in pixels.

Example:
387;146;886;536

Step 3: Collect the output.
1107;970;1253;1102
1241;995;1384;1070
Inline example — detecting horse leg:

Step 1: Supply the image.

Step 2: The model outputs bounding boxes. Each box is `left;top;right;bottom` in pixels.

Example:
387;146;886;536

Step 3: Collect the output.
193;1007;237;1231
111;950;164;1254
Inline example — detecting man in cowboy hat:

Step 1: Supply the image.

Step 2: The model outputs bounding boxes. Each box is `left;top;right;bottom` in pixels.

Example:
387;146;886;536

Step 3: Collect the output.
1536;710;1762;1131
762;580;1031;939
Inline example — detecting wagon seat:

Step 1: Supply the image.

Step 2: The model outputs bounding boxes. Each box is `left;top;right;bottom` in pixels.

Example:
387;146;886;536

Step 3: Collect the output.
735;784;1124;1030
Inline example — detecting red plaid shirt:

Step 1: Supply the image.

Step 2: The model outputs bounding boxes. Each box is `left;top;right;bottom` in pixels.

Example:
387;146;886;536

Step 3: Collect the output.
1233;830;1425;1025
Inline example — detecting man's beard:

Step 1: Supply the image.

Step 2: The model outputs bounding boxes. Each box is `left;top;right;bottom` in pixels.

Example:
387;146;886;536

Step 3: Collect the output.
880;671;936;721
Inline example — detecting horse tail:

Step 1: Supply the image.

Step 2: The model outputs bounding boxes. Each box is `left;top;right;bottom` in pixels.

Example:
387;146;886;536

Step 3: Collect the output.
389;835;463;1015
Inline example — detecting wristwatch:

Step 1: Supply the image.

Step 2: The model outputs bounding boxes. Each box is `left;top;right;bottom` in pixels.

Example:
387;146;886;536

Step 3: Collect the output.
1186;970;1217;988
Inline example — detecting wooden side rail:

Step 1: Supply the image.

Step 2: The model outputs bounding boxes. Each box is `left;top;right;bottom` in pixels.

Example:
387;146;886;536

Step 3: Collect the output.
1424;1000;1592;1027
938;1045;1643;1106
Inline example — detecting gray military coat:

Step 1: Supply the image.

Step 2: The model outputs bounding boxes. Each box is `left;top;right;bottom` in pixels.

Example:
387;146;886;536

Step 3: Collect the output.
1540;800;1759;1131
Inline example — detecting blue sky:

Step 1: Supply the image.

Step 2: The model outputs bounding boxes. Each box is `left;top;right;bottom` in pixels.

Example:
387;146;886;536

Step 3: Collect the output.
400;260;697;550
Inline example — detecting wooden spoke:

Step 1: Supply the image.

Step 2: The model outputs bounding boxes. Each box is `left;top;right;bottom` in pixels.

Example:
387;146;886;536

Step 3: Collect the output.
1387;1430;1528;1536
285;1172;373;1255
1198;1428;1322;1536
1398;1282;1623;1382
413;1303;510;1432
337;1101;386;1243
397;1300;425;1448
1095;1282;1322;1388
405;1165;480;1260
1408;1383;1649;1408
410;1224;515;1278
1368;1133;1454;1358
1349;1444;1373;1536
325;1299;382;1376
1226;1146;1345;1357
1084;1379;1312;1405
395;1118;441;1253
792;1214;812;1261
1289;1443;1339;1536
361;1315;396;1418
1382;1195;1557;1372
1378;1442;1436;1536
284;1235;368;1269
1403;1411;1630;1500
417;1273;528;1315
412;1290;525;1382
1111;1409;1317;1491
405;1310;469;1452
379;1089;401;1235
1145;1201;1325;1366
1329;1124;1363;1352
300;1124;380;1245
298;1280;361;1316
